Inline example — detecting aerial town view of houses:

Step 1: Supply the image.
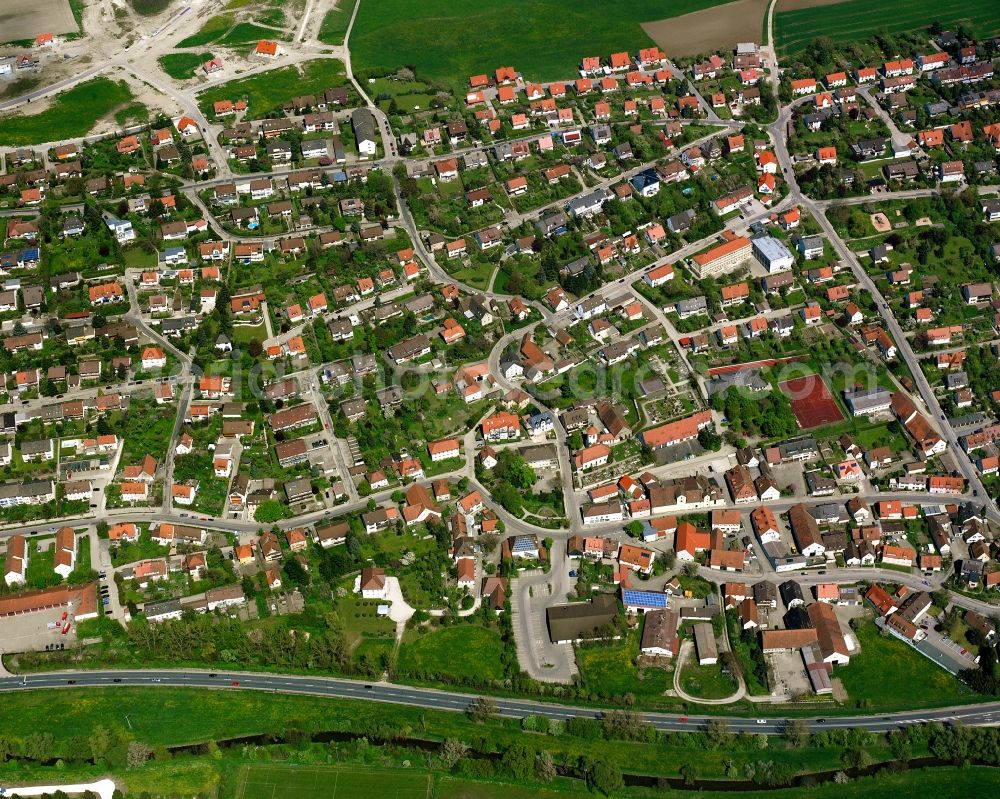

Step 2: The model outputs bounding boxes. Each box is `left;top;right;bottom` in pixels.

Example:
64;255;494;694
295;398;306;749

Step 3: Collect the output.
3;0;1000;797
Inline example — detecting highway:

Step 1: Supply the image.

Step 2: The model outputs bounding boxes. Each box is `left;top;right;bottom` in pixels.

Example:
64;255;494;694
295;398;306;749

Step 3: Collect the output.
4;668;1000;735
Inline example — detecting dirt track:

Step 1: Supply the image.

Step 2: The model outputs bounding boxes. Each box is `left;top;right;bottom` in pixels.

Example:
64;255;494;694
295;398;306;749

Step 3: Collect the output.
643;0;846;59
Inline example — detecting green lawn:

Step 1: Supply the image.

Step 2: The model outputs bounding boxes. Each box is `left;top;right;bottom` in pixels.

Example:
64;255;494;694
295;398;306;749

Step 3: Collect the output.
0;759;994;799
397;624;506;682
0;78;132;146
576;627;672;701
131;0;174;14
335;592;397;663
236;764;430;799
775;0;1000;55
232;321;267;345
114;102;149;127
835;620;975;710
678;654;738;700
350;0;730;85
218;22;289;48
158;52;214;80
196;59;347;118
450;261;495;290
176;13;235;47
438;768;1000;799
318;0;359;46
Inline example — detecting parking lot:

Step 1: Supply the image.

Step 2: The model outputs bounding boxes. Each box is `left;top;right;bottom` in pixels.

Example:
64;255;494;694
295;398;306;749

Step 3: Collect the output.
1;607;78;653
765;650;811;698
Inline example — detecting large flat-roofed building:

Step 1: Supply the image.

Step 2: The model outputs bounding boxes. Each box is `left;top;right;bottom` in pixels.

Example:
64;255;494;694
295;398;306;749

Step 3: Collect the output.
752;236;794;273
546;593;618;643
844;387;892;417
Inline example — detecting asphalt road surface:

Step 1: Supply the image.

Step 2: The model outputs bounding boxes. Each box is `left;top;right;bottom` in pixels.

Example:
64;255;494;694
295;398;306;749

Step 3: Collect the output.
4;669;1000;735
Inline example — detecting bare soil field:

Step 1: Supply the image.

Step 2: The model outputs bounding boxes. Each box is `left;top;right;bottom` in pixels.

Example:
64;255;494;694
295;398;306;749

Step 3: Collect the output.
643;0;843;58
0;0;78;43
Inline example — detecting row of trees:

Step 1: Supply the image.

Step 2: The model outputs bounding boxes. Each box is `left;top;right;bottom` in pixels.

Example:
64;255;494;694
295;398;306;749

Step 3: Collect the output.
0;723;151;771
125;611;351;672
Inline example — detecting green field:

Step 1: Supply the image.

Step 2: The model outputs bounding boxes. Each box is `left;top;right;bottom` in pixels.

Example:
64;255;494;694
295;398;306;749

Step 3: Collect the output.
158;52;214;80
176;13;235;47
350;0;728;84
834;620;975;711
678;655;738;700
236;764;430;799
775;0;1000;55
318;0;359;46
131;0;174;14
196;59;346;118
2;687;999;795
0;78;132;146
6;760;997;799
435;769;1000;799
218;22;289;48
176;11;287;49
114;102;149;126
576;629;672;701
397;625;506;682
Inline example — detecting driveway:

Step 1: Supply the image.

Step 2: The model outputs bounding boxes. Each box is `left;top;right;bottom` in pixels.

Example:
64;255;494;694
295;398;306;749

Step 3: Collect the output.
384;576;416;641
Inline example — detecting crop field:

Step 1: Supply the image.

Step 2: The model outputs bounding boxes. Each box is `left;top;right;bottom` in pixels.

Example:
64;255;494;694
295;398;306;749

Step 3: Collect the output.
0;78;132;146
0;0;78;42
775;0;1000;56
779;374;844;428
235;765;431;799
350;0;731;85
643;0;771;58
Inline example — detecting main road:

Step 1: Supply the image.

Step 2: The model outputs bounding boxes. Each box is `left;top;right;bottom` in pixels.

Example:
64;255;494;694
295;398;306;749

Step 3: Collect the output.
4;668;999;734
765;75;998;524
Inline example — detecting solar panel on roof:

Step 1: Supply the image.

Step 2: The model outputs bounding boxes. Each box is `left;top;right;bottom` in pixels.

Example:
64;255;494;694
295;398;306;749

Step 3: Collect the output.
512;537;535;553
622;590;668;608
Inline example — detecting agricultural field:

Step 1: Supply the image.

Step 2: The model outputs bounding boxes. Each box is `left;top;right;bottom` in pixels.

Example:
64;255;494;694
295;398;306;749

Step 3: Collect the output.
643;0;771;58
775;0;1000;56
196;59;348;118
350;0;731;85
235;765;431;799
0;78;132;146
0;0;78;43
